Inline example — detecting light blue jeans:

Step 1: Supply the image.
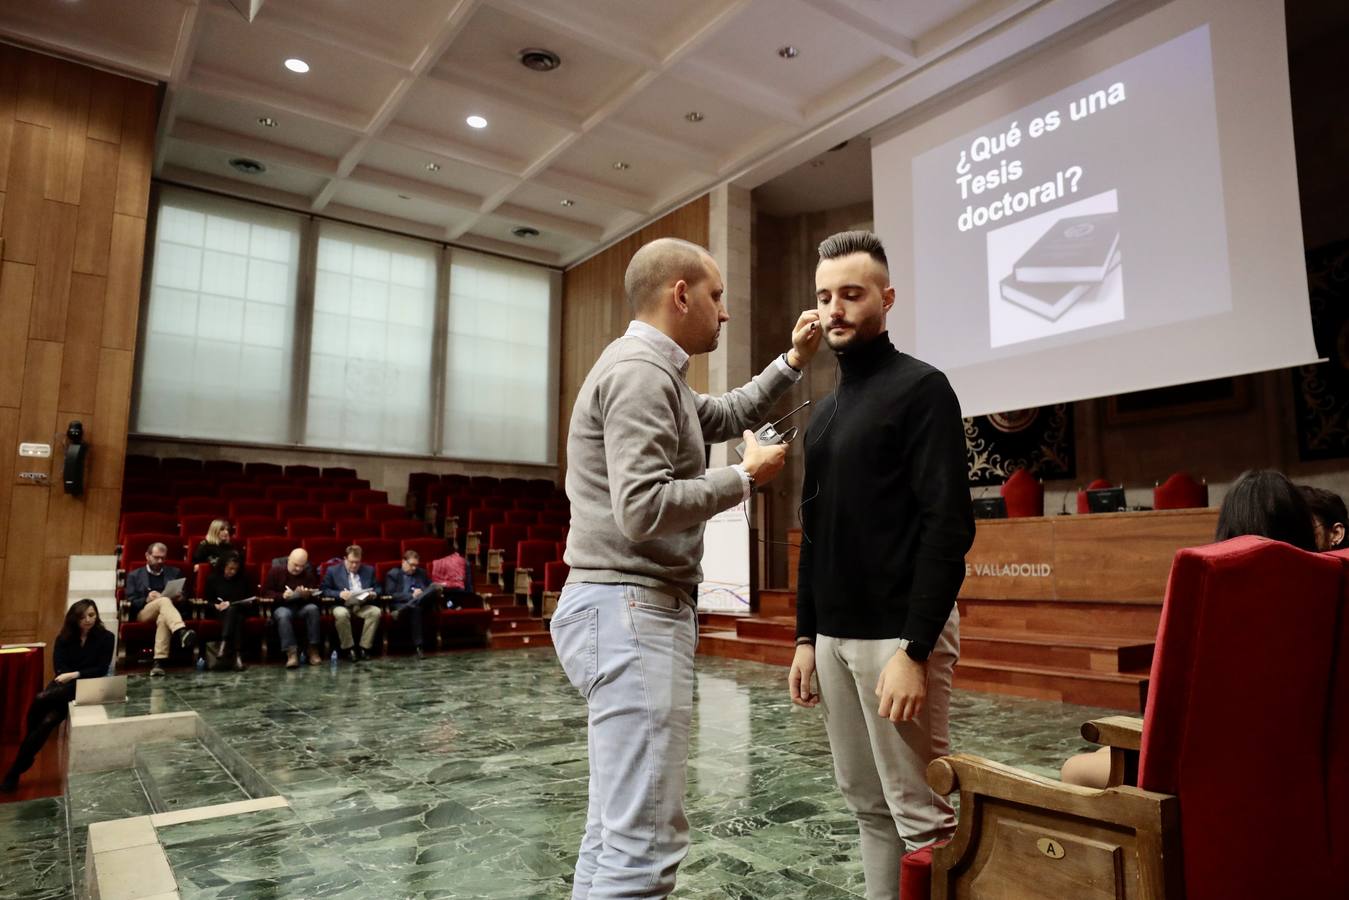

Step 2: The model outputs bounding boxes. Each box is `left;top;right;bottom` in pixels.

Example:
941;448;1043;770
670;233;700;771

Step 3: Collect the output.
551;581;697;899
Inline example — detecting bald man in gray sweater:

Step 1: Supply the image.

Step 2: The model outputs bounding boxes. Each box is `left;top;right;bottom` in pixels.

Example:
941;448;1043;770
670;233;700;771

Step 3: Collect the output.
553;238;822;898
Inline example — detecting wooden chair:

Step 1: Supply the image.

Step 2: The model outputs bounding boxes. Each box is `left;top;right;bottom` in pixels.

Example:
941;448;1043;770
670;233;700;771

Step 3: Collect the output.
905;536;1348;900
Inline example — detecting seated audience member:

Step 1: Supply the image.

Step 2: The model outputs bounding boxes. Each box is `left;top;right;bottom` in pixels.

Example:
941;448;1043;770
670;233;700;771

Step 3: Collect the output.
1298;484;1347;551
264;548;323;668
321;545;381;663
384;550;440;659
1062;468;1316;788
124;542;197;677
430;547;474;608
2;600;115;791
202;553;254;672
192;519;238;569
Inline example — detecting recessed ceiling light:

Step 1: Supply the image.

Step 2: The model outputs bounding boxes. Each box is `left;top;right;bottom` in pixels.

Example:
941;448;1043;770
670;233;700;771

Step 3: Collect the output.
512;226;541;238
612;161;630;170
284;58;309;74
559;199;575;207
466;115;488;129
684;111;704;123
257;116;277;128
229;158;266;175
778;45;799;59
519;48;562;72
425;162;441;172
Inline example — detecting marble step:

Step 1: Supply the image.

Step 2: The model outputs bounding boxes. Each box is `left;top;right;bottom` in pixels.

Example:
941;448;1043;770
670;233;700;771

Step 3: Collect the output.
133;739;251;814
959;627;1154;674
953;659;1147;712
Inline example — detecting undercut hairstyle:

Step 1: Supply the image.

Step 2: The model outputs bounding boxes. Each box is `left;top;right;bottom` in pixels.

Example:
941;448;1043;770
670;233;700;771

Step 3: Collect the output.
623;238;712;314
345;545;363;560
817;230;889;274
1214;469;1317;552
1299;484;1348;533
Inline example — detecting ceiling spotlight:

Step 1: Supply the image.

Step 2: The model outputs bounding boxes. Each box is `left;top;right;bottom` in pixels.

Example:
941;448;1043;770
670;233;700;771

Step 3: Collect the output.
519;48;562;72
684;111;704;123
466;115;488;129
612;161;630;170
425;162;441;172
284;58;309;74
257;116;277;128
559;199;575;207
229;157;266;175
778;45;799;59
512;226;540;238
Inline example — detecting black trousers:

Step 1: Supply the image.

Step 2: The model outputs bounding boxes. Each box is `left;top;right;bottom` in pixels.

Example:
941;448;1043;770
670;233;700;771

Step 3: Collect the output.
210;603;247;649
6;681;74;777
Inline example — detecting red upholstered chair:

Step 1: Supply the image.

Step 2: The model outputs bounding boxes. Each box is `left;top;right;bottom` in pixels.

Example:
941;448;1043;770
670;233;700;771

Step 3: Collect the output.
528;524;565;543
121;495;177;516
1153;472;1208;510
539;510;570;527
309;488;349;504
322;467;358;479
486;523;530;588
907;536;1348;900
335;518;379;541
443;474;471;488
302;537;347;566
483;496;513;510
277;501;323;521
355;539;399;568
408;472;439;514
120;512;178;543
365;504;405;523
216;481;267;499
541;560;569;618
380;519;424;540
202;460;244;478
332;477;370;491
402;537;450;561
161;457;204;475
504;509;539;526
178;496;228;518
233;517;283;541
229;499;276;520
465;507;506;566
526;478;555;495
288;518;333;540
244;462;283;478
1076;477;1113;514
125;454;159;475
323;502;365;520
265;485;307;502
348;489;388;506
245;536;293;570
1000;469;1044;518
179;514;218;542
122;532;183;566
285;464;321;479
513;539;558;609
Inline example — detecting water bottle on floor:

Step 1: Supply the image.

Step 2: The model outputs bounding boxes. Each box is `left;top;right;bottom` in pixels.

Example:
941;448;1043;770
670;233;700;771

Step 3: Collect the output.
330;650;338;671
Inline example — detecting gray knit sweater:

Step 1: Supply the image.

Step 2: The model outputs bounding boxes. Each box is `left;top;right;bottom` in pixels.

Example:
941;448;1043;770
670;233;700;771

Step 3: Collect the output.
564;330;796;594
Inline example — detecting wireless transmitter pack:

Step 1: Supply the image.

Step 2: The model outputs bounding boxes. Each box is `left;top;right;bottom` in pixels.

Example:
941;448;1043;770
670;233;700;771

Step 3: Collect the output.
734;399;812;461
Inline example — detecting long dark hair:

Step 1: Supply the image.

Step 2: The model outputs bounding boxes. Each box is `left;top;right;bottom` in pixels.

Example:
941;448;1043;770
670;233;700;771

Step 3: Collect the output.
59;599;107;644
1215;470;1317;552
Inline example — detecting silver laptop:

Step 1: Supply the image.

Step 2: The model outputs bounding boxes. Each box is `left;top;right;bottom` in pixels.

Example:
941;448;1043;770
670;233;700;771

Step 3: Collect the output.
75;675;127;705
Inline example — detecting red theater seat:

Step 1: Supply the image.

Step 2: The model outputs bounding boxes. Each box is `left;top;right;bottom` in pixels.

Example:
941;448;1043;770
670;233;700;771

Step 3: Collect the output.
1153;472;1208;510
1076;477;1113;514
364;504;404;523
302;537;346;566
229;499;276;520
120;512;178;543
178;496;228;518
348;489;388;506
233;517;283;541
244;462;283;478
264;485;307;502
288;518;333;539
122;532;183;565
309;488;349;505
527;524;565;543
381;519;424;540
402;538;449;561
322;467;358;479
277;501;323;520
355;539;399;567
285;465;321;479
1000;469;1044;518
505;509;539;526
323;502;365;520
335;518;379;541
179;514;219;542
202;460;244;478
908;536;1349;899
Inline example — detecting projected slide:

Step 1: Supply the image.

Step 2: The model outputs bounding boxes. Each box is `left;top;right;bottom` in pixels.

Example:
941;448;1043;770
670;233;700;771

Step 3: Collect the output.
910;26;1229;370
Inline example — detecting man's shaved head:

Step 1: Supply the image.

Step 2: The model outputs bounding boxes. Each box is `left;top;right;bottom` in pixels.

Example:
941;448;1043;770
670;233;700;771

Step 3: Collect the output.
624;238;713;314
288;548;308;566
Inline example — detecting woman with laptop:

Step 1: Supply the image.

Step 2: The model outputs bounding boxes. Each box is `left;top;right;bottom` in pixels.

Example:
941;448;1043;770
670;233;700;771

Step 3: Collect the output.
1;599;114;793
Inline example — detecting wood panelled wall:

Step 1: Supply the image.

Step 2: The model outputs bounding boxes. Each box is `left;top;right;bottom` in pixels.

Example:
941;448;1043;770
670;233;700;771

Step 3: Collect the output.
558;196;709;468
0;45;157;645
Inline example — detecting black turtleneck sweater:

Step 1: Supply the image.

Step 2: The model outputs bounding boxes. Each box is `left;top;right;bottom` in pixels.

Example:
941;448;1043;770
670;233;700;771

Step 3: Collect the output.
796;333;974;658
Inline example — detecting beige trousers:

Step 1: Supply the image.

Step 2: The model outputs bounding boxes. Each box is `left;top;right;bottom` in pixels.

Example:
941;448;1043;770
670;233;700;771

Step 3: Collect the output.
332;603;381;650
136;596;186;660
816;607;960;900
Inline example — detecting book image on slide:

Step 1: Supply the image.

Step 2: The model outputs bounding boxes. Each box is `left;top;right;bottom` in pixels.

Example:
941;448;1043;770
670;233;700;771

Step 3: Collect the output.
987;189;1126;347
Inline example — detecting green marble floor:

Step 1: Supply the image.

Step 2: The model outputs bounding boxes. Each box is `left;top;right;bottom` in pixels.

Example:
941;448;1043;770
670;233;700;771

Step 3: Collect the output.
2;649;1112;899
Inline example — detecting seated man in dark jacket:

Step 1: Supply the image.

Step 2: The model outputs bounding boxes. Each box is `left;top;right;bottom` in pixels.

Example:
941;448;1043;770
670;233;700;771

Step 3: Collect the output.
320;545;381;662
123;542;196;676
384;550;440;658
263;548;323;668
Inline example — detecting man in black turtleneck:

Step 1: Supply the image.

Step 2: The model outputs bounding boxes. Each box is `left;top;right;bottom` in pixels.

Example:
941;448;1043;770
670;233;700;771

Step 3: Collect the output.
788;230;974;900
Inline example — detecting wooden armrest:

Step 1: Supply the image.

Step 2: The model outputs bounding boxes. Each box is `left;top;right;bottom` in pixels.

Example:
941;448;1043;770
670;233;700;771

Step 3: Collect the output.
1081;715;1143;751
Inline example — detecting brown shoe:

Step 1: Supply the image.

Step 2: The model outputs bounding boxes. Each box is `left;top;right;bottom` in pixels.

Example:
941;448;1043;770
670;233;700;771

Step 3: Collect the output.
307;647;322;667
285;649;299;669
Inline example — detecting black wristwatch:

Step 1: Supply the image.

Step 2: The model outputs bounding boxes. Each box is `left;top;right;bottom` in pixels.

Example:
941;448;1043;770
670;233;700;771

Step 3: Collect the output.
899;638;932;662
